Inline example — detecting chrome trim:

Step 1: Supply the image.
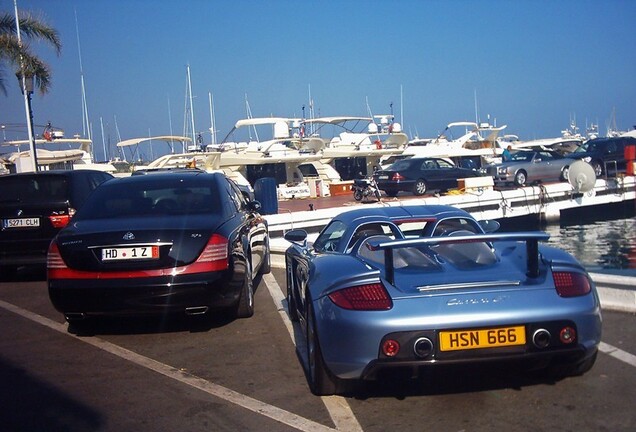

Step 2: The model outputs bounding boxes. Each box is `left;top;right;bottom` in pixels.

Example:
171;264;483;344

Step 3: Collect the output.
185;306;209;315
87;242;173;250
417;280;521;291
532;329;551;348
413;337;434;358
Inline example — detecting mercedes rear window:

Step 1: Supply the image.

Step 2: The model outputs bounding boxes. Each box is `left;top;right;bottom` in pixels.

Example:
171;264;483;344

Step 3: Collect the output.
74;177;222;219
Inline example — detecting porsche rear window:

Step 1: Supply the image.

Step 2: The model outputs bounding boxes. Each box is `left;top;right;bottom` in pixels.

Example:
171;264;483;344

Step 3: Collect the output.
358;241;439;270
432;242;498;268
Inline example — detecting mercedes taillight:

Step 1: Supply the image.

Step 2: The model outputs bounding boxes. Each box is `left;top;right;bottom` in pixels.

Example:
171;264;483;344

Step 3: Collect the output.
194;234;229;271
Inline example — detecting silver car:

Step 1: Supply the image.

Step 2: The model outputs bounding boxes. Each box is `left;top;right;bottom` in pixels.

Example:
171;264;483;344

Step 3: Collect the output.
487;149;571;186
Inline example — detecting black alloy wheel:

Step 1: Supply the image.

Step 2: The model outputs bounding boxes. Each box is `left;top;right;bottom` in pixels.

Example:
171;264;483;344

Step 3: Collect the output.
306;299;339;395
235;258;254;318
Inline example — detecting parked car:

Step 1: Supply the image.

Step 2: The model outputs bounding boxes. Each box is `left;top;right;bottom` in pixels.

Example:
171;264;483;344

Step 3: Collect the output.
568;136;636;177
374;157;481;196
485;149;571;186
0;169;114;277
284;205;601;395
47;171;270;328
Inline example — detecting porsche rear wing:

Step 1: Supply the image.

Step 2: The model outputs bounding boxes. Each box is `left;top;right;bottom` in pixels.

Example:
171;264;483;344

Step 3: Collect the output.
366;232;550;285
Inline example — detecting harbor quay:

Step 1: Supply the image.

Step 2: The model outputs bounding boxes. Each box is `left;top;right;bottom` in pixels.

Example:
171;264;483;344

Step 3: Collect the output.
263;175;636;313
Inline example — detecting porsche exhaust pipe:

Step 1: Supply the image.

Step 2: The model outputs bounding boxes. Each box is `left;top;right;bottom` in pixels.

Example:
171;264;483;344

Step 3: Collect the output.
413;337;434;358
185;306;209;315
532;329;551;348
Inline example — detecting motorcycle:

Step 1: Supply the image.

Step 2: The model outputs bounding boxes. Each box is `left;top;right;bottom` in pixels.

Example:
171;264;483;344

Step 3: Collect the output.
352;176;381;202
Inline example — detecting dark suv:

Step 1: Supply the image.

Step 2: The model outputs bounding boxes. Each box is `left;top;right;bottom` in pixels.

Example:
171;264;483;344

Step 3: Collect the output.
0;170;114;276
569;136;636;177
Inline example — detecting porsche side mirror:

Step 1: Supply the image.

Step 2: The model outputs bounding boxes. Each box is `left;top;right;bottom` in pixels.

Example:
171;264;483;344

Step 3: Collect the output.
284;229;308;247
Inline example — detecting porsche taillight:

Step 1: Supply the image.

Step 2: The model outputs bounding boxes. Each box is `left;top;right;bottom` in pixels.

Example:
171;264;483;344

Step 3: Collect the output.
195;234;229;271
553;271;592;297
328;283;392;310
391;173;406;181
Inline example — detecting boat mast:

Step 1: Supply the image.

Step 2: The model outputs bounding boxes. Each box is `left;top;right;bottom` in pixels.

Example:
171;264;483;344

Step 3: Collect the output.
400;84;404;128
182;74;189;152
474;89;479;125
245;94;259;141
100;116;106;161
167;96;175;153
114;115;126;162
187;64;196;148
148;129;153;161
75;10;92;147
308;84;314;135
209;92;217;145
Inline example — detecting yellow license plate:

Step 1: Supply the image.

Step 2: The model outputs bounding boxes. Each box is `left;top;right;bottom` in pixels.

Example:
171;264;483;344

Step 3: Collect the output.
439;326;526;351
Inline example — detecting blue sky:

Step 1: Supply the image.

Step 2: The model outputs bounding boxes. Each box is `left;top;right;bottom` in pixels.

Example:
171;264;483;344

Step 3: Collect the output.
2;0;635;161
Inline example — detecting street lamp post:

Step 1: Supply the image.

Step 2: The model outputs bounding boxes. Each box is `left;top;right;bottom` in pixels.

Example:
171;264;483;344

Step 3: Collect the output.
17;72;39;172
14;0;38;172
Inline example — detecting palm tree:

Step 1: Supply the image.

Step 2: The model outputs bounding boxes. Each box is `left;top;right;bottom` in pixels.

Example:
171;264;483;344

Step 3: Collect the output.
0;10;62;96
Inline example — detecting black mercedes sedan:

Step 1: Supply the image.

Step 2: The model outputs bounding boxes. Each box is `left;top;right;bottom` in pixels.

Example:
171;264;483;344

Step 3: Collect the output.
47;171;270;326
374;157;482;196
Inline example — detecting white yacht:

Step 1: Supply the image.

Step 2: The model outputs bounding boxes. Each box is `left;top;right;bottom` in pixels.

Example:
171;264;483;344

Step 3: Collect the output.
301;115;409;180
1;130;115;173
391;121;507;169
218;117;327;198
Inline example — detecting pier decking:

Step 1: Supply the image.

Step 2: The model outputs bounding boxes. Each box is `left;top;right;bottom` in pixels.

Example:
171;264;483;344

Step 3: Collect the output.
266;174;635;237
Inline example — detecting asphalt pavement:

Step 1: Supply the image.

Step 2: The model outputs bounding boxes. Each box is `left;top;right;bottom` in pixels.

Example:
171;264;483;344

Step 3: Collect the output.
1;266;635;432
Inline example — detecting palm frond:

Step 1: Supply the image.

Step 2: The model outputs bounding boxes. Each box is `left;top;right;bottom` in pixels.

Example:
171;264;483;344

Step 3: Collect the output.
0;12;61;54
0;12;60;95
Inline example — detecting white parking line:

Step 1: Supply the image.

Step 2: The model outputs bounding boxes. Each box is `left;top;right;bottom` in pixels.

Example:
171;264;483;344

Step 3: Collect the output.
262;273;364;432
0;299;338;432
599;341;636;368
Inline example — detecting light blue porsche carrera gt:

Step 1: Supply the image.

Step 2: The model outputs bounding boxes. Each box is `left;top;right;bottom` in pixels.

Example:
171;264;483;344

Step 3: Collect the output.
284;205;602;395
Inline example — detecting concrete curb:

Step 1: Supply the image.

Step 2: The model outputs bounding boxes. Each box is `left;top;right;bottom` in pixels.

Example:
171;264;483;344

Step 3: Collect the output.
590;272;636;314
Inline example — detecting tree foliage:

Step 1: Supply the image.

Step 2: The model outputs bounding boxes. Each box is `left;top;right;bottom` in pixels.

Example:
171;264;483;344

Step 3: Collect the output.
0;11;62;95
